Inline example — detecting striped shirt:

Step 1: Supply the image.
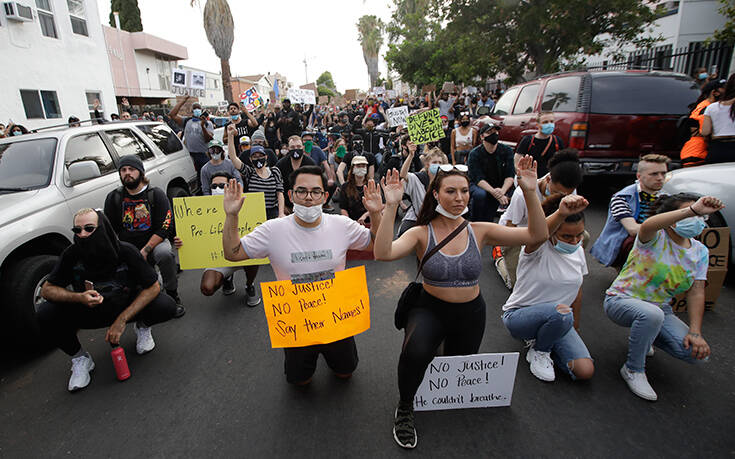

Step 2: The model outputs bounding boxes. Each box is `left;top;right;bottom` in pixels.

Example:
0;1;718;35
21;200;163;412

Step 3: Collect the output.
238;165;284;210
610;188;658;223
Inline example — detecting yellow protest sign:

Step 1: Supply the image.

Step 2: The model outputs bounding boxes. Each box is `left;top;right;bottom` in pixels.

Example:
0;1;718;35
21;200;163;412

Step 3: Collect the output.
173;193;269;269
261;266;370;348
407;108;446;144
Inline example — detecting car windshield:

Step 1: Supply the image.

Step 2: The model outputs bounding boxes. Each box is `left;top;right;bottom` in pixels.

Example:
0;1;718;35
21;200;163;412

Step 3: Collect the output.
0;138;57;192
590;75;700;115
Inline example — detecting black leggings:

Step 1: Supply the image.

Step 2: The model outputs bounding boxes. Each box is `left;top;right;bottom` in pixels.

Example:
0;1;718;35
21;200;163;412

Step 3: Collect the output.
37;292;177;356
398;289;486;403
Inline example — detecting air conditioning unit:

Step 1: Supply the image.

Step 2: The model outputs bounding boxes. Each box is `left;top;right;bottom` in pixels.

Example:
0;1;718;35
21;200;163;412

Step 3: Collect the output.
3;1;34;22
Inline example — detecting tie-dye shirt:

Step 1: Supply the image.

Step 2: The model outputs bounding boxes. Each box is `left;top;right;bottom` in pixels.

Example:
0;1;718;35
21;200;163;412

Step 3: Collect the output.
607;229;708;305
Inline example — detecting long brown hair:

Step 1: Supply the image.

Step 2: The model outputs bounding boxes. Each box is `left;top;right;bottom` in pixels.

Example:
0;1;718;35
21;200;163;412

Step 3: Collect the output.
416;169;470;226
724;73;735;121
344;166;364;201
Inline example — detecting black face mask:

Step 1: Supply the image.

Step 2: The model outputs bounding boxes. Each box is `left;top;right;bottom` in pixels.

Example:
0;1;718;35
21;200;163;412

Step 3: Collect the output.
460;120;470;127
290;148;303;159
253;158;266;169
484;133;499;145
73;211;120;277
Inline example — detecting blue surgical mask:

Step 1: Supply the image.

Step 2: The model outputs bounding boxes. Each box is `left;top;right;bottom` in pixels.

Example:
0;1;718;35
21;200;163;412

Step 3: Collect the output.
12;130;22;136
231;115;239;121
553;238;581;255
541;122;555;135
193;109;202;118
429;164;440;174
699;72;709;80
672;216;706;238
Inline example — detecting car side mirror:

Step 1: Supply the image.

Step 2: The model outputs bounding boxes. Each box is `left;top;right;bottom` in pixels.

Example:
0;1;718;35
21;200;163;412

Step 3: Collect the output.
68;160;101;184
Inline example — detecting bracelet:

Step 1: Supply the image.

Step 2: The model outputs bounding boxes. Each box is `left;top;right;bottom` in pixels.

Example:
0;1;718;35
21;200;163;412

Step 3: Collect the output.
687;332;702;338
689;205;702;216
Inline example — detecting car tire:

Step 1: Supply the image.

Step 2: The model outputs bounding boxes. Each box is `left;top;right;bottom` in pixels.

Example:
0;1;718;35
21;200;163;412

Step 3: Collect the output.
707;211;727;228
4;255;59;348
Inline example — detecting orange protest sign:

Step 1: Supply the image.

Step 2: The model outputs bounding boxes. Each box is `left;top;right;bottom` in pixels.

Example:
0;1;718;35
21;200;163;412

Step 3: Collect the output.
260;266;370;348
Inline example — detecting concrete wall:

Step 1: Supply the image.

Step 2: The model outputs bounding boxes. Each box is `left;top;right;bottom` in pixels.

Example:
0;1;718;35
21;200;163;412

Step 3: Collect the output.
0;0;117;129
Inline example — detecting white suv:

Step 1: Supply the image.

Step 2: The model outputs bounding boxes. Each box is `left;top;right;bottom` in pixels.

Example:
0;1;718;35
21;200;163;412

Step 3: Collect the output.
0;121;197;346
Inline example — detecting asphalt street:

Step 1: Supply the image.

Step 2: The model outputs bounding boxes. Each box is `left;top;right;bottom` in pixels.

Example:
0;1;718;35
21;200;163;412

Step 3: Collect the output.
2;185;734;458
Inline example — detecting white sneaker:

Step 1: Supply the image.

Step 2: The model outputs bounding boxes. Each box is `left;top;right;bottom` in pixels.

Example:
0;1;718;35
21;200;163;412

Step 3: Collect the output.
620;365;657;401
68;354;95;392
134;322;155;355
526;347;555;382
647;345;655;357
246;284;261;307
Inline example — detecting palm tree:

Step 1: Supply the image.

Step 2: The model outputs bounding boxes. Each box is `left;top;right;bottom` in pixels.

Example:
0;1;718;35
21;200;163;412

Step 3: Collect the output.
191;0;234;102
357;15;384;88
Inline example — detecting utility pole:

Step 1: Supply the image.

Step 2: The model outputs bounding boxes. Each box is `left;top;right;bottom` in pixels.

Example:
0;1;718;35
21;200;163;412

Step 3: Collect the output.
303;56;308;85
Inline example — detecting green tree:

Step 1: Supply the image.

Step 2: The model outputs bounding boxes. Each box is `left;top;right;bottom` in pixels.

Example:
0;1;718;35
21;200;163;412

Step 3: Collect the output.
386;0;661;85
317;86;336;98
316;71;337;90
357;15;385;88
713;0;735;44
109;0;143;32
191;0;235;102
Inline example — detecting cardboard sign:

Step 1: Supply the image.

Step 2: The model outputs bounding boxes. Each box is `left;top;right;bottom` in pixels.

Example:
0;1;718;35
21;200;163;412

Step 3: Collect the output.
287;88;316;105
345;89;358;101
442;81;457;93
671;227;729;312
421;84;436;94
191;71;206;90
414;353;520;411
172;69;187;88
318;95;329;104
387;106;409;127
239;87;262;112
172;194;269;270
407;108;446;144
261;266;371;348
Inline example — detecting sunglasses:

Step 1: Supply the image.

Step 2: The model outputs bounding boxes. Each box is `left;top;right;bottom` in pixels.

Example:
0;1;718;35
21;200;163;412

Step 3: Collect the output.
72;224;97;234
211;183;226;189
438;164;468;172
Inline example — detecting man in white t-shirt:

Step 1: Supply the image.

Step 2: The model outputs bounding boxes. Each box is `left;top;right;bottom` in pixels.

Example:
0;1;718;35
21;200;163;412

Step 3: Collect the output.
222;165;384;385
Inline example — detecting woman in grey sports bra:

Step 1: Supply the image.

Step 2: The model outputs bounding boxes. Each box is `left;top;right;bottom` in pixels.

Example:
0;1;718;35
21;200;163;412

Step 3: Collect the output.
367;155;548;449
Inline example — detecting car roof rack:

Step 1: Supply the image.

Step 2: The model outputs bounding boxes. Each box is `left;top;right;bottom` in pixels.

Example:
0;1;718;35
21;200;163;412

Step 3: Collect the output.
30;118;141;133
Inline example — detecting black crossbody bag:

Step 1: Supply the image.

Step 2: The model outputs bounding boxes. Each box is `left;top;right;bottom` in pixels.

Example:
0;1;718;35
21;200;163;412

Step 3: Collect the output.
394;220;469;330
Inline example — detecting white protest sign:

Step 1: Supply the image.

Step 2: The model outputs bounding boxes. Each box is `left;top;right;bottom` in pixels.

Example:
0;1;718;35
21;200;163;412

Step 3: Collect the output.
303;89;316;105
387;106;409;127
172;69;187;88
413;352;519;411
287;88;317;105
387;89;397;99
373;86;386;96
190;71;206;90
218;100;229;110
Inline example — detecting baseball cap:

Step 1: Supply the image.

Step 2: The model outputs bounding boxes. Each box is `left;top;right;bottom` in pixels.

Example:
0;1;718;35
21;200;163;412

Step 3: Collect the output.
239;135;251;145
207;139;224;149
351;155;369;166
479;121;501;135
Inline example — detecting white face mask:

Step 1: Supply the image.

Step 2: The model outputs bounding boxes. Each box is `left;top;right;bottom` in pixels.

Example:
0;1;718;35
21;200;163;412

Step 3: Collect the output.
353;168;367;177
293;203;322;223
435;203;468;220
211;187;225;196
210;152;222;161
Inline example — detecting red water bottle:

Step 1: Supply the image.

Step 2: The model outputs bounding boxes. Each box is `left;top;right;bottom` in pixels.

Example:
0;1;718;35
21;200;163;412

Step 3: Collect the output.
110;345;131;381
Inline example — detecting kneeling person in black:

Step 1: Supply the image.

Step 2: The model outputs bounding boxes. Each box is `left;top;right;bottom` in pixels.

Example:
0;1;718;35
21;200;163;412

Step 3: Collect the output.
37;209;177;392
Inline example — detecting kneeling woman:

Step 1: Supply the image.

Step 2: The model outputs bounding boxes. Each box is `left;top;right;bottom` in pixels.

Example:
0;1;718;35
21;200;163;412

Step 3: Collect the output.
368;156;548;449
604;193;722;401
502;194;594;383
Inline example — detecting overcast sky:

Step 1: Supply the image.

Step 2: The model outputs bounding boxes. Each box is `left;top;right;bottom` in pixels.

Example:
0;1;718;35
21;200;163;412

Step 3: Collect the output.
97;0;394;92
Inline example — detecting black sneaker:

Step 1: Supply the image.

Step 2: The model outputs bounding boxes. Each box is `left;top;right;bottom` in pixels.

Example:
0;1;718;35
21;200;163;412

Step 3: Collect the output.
222;276;236;296
393;401;417;449
167;290;186;318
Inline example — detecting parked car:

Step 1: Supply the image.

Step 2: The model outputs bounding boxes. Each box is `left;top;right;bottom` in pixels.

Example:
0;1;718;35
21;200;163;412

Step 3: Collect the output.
662;162;734;264
489;70;701;175
0;121;198;347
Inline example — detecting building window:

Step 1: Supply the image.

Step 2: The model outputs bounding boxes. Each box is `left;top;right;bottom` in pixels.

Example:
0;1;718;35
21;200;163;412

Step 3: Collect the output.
86;91;102;119
20;89;62;119
66;0;88;36
35;0;58;38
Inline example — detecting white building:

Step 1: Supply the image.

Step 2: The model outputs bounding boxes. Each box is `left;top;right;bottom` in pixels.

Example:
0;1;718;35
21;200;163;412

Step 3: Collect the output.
584;1;732;76
177;65;223;110
0;0;117;129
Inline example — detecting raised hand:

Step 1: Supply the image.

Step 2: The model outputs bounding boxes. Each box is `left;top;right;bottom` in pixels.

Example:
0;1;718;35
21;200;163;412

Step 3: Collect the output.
691;196;725;216
362;179;385;213
516;155;538;192
558;195;589;216
380;168;405;205
227;123;237;137
223;179;245;216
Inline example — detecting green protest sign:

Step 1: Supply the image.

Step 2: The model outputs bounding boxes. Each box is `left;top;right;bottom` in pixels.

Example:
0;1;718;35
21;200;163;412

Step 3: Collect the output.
407;108;446;145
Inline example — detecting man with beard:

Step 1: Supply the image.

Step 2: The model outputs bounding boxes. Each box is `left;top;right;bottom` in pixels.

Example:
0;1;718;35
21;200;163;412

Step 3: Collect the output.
224;102;259;146
275;135;316;211
277;99;302;140
467;122;515;222
104;156;185;317
37;209;177;391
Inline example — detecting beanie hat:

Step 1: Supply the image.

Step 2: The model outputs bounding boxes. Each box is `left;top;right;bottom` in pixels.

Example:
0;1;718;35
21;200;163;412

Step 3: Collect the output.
252;130;266;142
118;155;145;174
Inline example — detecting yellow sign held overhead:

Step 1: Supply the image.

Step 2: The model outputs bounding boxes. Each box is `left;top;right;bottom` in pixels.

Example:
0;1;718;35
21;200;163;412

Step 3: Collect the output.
261;266;371;348
173;193;269;270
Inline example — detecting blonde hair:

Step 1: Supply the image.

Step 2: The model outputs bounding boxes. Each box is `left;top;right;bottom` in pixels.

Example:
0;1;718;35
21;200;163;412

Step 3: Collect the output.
424;147;448;164
73;208;97;223
287;135;302;145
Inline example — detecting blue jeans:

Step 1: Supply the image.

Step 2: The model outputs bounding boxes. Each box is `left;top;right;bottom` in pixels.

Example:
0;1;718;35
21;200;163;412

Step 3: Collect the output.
604;295;698;372
502;303;591;379
469;183;499;222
